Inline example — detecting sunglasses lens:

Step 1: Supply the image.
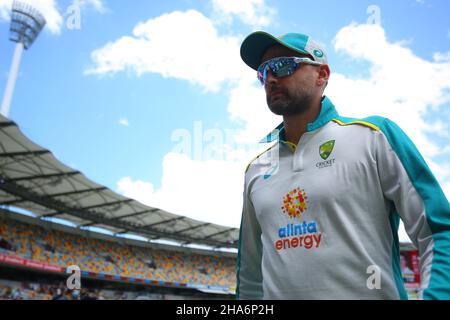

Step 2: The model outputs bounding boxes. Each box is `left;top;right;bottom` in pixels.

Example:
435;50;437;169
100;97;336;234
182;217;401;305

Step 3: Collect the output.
257;64;267;85
257;58;298;85
276;62;294;77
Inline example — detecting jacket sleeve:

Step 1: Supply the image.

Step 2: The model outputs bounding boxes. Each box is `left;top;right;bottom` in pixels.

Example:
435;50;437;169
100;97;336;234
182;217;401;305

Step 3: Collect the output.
236;179;263;300
375;118;450;299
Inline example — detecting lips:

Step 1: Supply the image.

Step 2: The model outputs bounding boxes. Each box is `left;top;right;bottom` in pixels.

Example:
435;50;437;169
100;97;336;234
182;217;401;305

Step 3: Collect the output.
271;91;284;97
268;84;285;96
269;90;285;101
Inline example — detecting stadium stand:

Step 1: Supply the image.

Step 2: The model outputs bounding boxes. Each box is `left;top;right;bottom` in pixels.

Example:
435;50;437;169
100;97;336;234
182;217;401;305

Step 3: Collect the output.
0;114;240;300
0;212;236;299
0;277;188;300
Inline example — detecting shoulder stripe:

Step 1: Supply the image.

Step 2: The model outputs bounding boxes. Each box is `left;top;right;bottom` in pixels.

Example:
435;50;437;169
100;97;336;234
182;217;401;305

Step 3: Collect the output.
332;119;380;131
245;144;277;173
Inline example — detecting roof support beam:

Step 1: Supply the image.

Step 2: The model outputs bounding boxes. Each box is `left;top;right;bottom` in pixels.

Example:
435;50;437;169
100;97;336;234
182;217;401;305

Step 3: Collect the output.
39;210;64;218
0;150;49;157
113;230;128;235
142;216;185;228
81;199;133;210
48;187;107;198
0;198;25;206
177;222;211;234
78;221;98;227
3;171;80;182
110;208;159;221
0;121;16;128
203;227;234;239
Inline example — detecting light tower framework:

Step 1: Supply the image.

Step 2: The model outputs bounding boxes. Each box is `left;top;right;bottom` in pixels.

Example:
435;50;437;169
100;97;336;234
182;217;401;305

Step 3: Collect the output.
1;1;46;117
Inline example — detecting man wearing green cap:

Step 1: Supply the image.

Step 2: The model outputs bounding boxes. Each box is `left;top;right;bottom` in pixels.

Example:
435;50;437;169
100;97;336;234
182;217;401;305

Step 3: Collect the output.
237;31;450;300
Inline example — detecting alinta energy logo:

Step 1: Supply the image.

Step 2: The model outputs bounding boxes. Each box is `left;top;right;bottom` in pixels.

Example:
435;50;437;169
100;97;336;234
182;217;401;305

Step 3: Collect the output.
276;188;322;252
281;188;308;219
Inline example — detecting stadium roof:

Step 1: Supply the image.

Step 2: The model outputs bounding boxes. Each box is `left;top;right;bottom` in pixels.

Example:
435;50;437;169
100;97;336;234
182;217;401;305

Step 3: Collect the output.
0;114;239;248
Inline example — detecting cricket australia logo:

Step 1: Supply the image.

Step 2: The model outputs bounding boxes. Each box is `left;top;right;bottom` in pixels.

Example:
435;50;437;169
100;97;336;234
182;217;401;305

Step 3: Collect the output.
319;140;335;160
316;140;336;169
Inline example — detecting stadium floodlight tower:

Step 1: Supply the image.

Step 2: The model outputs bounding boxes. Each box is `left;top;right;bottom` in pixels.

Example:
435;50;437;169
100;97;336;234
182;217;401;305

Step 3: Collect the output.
0;1;46;117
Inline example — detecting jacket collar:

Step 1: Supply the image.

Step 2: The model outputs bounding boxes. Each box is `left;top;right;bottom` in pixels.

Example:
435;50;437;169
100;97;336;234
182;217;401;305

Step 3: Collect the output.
260;96;339;143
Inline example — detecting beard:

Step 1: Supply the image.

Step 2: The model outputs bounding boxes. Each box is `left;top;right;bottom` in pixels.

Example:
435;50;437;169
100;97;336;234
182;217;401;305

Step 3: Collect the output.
266;84;315;116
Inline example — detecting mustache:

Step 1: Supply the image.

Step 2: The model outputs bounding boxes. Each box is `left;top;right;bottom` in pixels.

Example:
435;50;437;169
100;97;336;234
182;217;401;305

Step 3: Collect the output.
267;84;287;96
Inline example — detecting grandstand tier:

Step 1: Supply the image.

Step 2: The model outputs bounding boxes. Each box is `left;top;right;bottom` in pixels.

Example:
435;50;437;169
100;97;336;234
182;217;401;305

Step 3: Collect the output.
0;209;237;299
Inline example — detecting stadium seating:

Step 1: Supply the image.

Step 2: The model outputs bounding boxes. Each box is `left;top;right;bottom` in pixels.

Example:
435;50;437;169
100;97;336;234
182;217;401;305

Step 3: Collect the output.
0;217;236;288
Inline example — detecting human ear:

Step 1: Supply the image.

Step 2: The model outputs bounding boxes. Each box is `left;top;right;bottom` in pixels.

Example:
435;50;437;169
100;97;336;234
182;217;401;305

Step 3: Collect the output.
317;64;330;86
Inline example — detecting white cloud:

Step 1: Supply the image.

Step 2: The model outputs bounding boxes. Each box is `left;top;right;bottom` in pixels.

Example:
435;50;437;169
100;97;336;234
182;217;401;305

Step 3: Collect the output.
73;0;106;14
423;119;450;140
227;81;280;144
0;0;11;21
329;24;450;158
117;153;246;228
434;51;450;62
444;182;450;201
118;118;129;126
211;0;276;29
398;222;411;243
85;10;250;93
117;176;155;203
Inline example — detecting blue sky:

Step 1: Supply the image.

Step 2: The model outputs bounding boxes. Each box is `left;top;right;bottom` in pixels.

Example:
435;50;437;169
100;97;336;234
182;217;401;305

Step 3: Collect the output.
0;0;449;243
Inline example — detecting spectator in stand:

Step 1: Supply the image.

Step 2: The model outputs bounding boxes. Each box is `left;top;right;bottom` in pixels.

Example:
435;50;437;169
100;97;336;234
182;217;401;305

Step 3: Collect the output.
0;235;13;251
52;288;66;300
1;217;236;289
71;289;80;300
11;287;22;300
52;288;62;300
400;254;416;283
80;288;97;300
96;290;105;300
1;286;12;299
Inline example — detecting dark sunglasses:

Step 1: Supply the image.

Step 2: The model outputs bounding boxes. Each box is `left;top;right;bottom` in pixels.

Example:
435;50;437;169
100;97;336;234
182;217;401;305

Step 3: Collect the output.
257;56;322;85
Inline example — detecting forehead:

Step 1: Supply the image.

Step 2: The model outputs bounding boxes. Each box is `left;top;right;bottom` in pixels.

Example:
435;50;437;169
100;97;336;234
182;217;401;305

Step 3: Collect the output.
261;44;310;64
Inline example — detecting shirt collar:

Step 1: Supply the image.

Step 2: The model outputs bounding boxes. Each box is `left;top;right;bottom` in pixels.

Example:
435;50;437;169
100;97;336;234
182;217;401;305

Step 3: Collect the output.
260;96;339;143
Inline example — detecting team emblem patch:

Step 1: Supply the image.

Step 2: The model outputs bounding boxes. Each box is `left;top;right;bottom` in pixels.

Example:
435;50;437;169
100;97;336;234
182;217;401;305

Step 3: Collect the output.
319;140;335;160
313;49;324;58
